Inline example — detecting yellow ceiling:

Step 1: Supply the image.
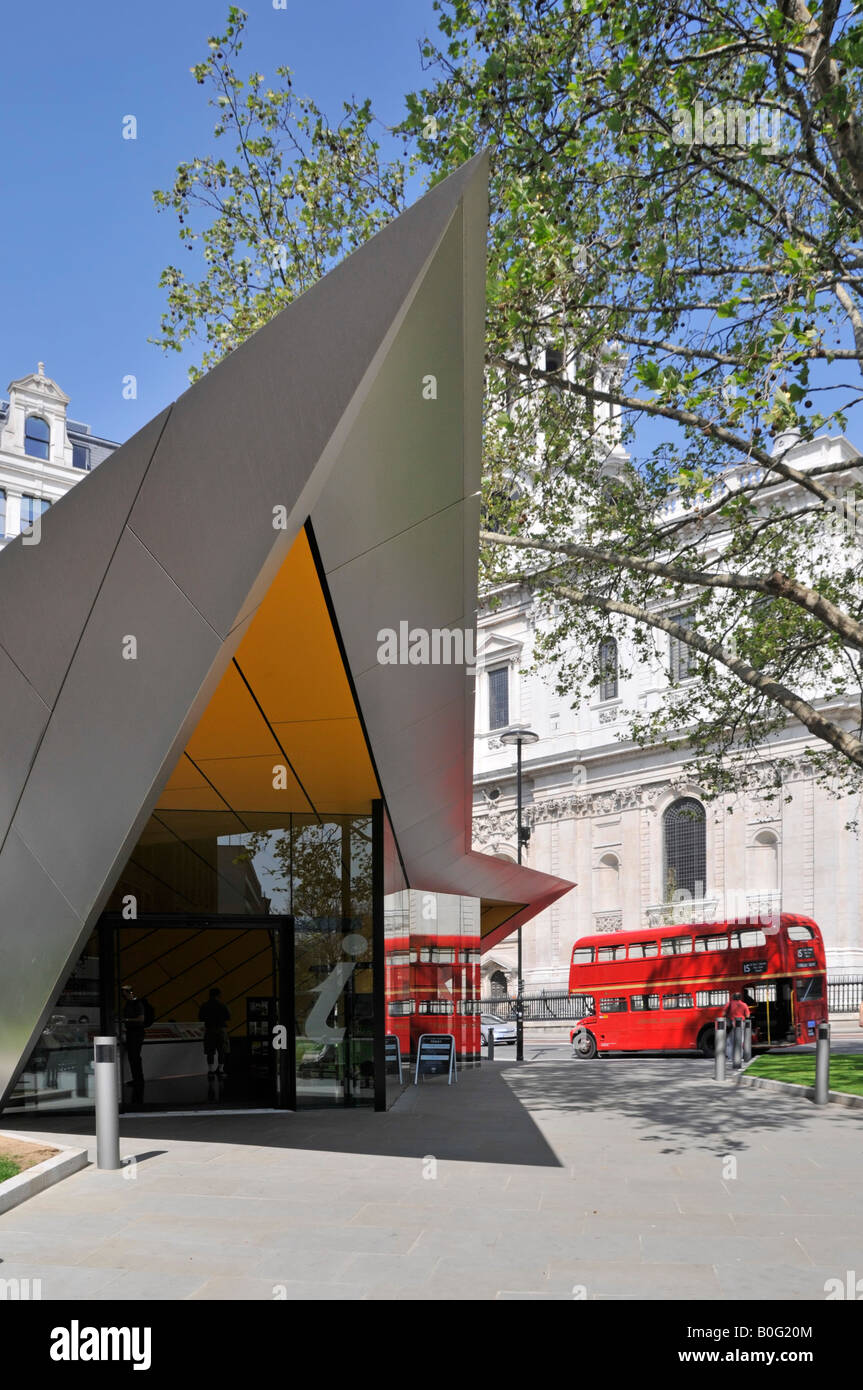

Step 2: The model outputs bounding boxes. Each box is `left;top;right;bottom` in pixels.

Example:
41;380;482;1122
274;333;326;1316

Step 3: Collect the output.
480;899;526;940
154;527;380;821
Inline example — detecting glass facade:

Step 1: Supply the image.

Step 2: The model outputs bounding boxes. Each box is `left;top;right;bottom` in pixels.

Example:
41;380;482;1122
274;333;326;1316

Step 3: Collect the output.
7;931;101;1114
383;807;411;1104
384;796;481;1086
9;807;483;1114
10;812;380;1114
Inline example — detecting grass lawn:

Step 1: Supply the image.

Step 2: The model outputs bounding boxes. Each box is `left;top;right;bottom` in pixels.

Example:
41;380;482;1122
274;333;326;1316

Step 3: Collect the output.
747;1053;863;1097
0;1157;21;1183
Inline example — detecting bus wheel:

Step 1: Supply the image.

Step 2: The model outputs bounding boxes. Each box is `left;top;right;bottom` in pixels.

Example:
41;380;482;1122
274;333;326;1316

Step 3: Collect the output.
698;1026;716;1058
572;1029;597;1059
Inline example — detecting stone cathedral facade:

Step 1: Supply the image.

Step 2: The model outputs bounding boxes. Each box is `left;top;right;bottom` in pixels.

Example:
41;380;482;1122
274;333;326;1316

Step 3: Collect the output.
473;432;863;993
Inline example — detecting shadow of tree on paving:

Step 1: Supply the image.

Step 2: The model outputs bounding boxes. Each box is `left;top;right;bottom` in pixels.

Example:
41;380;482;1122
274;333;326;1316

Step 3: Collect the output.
499;1057;863;1157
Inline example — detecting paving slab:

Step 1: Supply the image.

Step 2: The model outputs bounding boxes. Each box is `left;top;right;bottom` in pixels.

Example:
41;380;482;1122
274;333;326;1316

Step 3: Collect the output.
1;1055;860;1301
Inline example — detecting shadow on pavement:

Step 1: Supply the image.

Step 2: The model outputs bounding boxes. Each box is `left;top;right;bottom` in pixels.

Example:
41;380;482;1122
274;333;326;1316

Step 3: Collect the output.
7;1054;862;1167
0;1064;563;1168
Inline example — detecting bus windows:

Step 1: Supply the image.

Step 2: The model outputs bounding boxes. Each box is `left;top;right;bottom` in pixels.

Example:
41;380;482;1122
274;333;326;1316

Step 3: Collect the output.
796;976;823;1002
694;933;728;953
389;999;415;1015
572;947;594;965
696;989;729;1007
661;935;693;956
572;994;593;1017
730;928;767;949
787;923;814;940
750;983;776;1003
599;996;628;1012
662;993;694;1009
631;993;660;1011
597;945;626;962
628;941;658;959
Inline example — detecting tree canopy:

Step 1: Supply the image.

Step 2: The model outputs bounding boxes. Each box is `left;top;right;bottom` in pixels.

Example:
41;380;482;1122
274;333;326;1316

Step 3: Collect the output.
154;0;863;801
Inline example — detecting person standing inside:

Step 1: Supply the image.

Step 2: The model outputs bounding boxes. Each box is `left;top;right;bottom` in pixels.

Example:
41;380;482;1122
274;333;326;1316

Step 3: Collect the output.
121;984;147;1093
199;987;231;1075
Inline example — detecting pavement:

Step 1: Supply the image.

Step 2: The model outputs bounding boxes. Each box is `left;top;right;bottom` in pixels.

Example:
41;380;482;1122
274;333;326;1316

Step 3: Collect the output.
1;1050;861;1301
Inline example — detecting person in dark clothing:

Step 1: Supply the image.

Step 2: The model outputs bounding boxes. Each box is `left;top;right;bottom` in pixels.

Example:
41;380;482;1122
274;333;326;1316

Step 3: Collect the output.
121;984;146;1089
198;988;231;1074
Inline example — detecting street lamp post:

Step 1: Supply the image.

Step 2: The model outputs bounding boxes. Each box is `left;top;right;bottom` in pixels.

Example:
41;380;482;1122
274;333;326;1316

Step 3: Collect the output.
499;725;539;1061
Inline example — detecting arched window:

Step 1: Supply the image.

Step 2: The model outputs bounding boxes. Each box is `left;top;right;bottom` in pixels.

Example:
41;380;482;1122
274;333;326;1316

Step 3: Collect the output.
663;797;706;899
24;416;50;460
598;637;618;700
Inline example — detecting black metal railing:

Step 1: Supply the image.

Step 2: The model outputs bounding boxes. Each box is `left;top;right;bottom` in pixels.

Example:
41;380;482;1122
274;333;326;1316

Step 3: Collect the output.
482;976;863;1019
480;992;590;1021
827;975;863;1014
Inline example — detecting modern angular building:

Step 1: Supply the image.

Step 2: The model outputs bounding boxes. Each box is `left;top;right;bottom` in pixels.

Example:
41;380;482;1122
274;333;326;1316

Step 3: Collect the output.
0;154;571;1118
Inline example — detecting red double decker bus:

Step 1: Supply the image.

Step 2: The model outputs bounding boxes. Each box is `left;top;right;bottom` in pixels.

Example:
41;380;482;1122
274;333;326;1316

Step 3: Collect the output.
567;913;827;1058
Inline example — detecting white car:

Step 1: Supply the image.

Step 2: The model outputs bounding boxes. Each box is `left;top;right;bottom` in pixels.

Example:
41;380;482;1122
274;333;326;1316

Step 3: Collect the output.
481;1013;517;1046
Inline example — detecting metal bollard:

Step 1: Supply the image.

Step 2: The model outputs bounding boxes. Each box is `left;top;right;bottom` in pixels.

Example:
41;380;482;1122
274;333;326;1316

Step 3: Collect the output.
732;1019;743;1069
94;1036;121;1170
743;1017;752;1064
714;1019;726;1081
487;1029;495;1061
814;1021;830;1106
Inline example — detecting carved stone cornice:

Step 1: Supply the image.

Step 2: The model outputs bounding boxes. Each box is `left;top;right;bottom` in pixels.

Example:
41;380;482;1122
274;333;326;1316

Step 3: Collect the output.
519;756;818;827
525;781;670;824
472;807;517;850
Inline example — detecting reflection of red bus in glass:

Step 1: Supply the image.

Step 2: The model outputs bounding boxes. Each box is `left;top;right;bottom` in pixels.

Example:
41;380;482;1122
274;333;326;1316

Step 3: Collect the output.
384;933;481;1060
567;914;827;1058
384;926;414;1059
413;936;480;1060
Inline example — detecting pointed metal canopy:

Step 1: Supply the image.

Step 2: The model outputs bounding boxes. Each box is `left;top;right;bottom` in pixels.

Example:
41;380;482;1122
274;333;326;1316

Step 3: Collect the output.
0;153;572;1105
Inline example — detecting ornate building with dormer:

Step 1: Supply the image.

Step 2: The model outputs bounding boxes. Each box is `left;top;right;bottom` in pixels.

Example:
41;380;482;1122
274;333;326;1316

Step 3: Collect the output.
473;431;863;993
0;365;118;545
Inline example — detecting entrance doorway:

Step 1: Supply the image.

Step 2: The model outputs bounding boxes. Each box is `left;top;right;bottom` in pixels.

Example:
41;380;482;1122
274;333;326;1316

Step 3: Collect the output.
103;913;376;1112
108;917;285;1112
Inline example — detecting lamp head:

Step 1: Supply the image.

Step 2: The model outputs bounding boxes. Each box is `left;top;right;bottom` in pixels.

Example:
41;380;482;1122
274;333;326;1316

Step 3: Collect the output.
499;726;539;748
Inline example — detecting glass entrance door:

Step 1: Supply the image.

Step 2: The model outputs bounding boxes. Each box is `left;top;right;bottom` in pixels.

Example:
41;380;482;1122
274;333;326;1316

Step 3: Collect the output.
111;916;286;1112
106;912;376;1112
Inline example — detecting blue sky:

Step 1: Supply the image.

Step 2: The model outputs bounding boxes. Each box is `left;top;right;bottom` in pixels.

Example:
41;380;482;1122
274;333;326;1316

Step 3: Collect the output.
0;0;438;443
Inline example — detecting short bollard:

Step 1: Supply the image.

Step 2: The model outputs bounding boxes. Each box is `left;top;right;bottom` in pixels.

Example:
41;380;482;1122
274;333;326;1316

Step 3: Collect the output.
743;1017;753;1064
487;1029;495;1061
714;1019;726;1081
814;1021;830;1106
732;1019;743;1069
94;1036;121;1170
